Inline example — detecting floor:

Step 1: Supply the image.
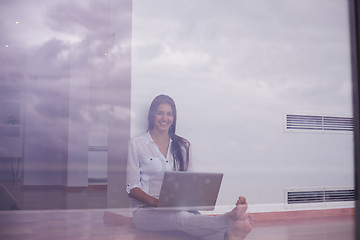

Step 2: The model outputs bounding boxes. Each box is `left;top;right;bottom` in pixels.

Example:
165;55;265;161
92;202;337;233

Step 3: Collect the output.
0;209;355;240
1;181;108;210
0;181;356;240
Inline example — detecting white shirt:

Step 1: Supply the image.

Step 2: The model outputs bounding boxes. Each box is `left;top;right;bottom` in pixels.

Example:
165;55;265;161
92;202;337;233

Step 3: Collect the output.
126;132;191;208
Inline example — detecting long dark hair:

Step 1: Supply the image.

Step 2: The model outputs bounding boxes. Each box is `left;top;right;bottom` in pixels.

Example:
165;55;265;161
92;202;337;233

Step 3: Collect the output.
148;94;190;171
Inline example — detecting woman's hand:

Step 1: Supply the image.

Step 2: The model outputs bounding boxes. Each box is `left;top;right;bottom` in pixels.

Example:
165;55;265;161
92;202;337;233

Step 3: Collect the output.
149;196;159;207
129;187;159;207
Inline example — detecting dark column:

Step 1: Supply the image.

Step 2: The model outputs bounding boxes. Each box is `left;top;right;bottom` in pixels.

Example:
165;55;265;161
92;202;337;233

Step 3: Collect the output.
348;0;360;238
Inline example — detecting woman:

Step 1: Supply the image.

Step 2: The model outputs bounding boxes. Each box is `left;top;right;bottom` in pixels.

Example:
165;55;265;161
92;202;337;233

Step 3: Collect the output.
126;94;253;240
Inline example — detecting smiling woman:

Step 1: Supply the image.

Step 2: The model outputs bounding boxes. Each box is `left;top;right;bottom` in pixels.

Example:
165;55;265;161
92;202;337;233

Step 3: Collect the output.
126;94;253;240
151;103;174;156
153;104;174;132
149;100;174;136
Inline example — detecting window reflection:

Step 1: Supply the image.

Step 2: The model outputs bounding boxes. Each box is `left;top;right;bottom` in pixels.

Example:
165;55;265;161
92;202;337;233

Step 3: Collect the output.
0;0;131;210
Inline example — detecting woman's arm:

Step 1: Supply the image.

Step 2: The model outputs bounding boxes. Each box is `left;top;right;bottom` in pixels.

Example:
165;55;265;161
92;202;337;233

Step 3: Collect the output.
126;139;156;206
129;187;159;207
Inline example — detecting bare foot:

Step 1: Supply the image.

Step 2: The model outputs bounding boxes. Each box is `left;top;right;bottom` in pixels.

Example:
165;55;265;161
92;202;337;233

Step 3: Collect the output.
225;197;253;240
226;197;248;225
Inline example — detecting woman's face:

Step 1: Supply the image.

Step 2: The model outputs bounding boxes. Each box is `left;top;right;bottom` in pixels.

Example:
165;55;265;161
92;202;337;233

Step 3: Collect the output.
152;103;174;133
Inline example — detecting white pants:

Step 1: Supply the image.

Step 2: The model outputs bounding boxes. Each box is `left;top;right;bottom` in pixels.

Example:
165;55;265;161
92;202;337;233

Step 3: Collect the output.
133;208;228;240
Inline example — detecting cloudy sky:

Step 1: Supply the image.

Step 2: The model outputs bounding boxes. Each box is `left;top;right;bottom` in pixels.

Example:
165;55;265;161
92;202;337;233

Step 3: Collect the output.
0;0;132;186
130;0;353;154
131;0;352;121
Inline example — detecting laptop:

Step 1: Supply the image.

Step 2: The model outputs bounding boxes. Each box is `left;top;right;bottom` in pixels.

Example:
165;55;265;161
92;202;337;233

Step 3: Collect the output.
157;171;223;211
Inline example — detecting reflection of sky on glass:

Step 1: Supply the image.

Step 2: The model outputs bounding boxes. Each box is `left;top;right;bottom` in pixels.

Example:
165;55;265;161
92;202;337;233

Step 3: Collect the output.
131;0;352;146
132;0;351;114
0;0;132;188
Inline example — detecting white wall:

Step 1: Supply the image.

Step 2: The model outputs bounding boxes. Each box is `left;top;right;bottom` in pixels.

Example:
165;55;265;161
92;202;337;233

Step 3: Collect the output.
131;0;354;212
